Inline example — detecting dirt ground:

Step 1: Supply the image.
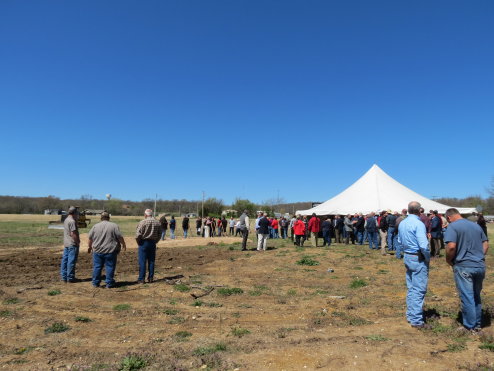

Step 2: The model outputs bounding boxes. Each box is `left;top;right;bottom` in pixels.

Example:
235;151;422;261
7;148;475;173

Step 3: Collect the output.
1;220;494;370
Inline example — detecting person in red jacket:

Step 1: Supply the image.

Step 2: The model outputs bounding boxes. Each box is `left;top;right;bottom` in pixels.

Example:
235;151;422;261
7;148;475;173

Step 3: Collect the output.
271;217;279;239
293;216;306;247
308;213;321;247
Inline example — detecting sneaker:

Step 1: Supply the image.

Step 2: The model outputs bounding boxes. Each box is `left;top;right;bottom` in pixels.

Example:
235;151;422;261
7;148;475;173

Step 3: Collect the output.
137;280;145;284
147;278;154;283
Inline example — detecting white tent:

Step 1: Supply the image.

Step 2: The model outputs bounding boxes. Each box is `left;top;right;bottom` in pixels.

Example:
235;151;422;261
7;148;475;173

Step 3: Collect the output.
296;164;476;215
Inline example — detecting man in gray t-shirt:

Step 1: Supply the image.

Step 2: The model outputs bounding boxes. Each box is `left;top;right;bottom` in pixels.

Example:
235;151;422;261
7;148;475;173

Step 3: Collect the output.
88;212;126;288
444;208;489;330
61;206;80;283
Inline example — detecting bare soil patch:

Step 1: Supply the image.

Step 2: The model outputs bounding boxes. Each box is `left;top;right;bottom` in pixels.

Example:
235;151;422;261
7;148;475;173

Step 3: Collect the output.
0;218;493;370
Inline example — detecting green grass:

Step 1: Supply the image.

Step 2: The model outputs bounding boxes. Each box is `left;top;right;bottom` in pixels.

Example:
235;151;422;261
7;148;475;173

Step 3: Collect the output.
45;322;70;334
113;304;131;311
287;289;297;296
174;331;192;341
75;316;92;322
167;316;185;324
479;335;494;351
0;310;13;317
119;354;149;371
193;343;227;356
217;287;243;296
231;327;250;337
48;289;62;296
350;278;367;289
3;297;20;305
192;300;203;306
296;256;320;266
174;283;191;292
0;221;65;248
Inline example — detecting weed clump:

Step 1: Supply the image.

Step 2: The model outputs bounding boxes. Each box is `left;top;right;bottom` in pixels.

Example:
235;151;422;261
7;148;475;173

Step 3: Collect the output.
48;289;62;296
350;278;367;289
174;283;190;292
113;304;131;311
193;343;227;356
296;256;319;266
217;287;243;296
74;316;92;322
45;322;70;334
119;353;149;370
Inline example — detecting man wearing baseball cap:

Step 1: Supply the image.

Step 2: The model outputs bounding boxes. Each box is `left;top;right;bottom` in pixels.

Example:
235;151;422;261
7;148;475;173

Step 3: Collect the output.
61;206;80;283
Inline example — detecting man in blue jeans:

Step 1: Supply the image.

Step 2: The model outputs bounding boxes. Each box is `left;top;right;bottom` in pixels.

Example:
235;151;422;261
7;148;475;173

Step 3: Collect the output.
398;201;430;328
88;212;126;288
136;209;162;283
444;208;489;331
61;206;80;283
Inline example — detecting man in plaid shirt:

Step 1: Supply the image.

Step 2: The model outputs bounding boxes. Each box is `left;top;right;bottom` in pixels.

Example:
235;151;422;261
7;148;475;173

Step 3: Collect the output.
136;209;162;283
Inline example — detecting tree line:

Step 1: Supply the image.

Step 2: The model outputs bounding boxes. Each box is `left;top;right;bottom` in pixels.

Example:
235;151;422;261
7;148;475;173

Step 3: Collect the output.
0;192;493;216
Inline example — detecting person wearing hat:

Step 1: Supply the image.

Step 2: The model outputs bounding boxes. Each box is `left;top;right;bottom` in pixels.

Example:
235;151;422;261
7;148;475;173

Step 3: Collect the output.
61;206;80;283
88;212;126;288
135;209;162;283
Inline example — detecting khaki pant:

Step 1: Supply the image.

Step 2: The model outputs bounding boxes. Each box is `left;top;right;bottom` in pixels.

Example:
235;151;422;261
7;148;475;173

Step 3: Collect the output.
335;229;341;243
379;230;387;255
311;232;318;247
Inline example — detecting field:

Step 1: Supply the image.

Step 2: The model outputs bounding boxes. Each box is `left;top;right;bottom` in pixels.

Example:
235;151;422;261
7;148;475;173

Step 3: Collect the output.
1;215;494;370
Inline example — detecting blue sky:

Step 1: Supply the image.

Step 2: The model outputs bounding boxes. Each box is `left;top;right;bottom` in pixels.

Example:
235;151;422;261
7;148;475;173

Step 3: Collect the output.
1;0;493;204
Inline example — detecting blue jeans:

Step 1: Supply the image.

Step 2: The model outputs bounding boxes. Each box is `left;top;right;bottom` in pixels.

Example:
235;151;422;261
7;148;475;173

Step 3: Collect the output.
356;231;364;245
161;229;167;240
394;234;402;259
61;246;79;281
367;231;378;249
454;266;485;329
183;228;188;238
170;228;175;239
138;240;157;281
404;254;429;326
322;230;331;246
387;227;395;250
92;252;117;287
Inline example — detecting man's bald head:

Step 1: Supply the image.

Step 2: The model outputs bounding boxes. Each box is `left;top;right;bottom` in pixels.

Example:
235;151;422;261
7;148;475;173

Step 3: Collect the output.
408;201;421;216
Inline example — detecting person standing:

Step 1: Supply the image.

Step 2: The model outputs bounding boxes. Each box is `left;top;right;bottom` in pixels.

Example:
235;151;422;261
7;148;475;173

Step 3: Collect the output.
239;210;250;251
354;213;365;245
321;216;332;247
61;206;80;283
159;214;168;240
429;211;443;257
196;217;202;236
334;215;343;244
135;209;162;284
289;215;297;242
271;217;279;239
394;210;407;259
344;214;355;245
182;216;189;238
88;212;126;288
477;213;488;239
257;213;270;251
397;201;430;328
293;216;306;247
365;212;378;250
169;216;176;239
308;213;321;247
386;211;397;251
221;216;228;236
229;217;235;235
378;211;388;255
444;208;489;331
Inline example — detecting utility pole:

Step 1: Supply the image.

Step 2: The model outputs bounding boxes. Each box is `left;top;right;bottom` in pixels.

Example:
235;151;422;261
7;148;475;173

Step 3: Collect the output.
201;191;205;220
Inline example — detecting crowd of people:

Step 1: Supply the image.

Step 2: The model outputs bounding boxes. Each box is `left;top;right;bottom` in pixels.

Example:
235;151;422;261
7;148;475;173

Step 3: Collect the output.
60;204;489;333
